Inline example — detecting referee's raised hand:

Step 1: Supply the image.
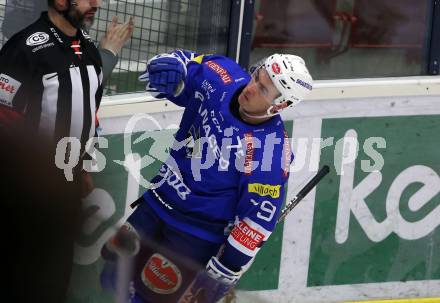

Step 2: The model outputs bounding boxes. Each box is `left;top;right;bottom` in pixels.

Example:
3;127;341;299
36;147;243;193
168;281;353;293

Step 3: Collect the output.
100;16;134;56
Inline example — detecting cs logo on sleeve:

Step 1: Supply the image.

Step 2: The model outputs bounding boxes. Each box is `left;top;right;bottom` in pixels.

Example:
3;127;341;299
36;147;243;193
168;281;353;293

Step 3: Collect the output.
26;32;50;46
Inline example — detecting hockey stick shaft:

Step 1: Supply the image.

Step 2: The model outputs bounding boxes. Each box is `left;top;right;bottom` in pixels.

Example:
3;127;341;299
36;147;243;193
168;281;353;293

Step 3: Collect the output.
277;165;330;223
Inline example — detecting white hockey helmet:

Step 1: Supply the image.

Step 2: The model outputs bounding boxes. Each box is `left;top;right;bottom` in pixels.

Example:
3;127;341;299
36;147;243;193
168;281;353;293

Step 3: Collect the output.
248;54;313;117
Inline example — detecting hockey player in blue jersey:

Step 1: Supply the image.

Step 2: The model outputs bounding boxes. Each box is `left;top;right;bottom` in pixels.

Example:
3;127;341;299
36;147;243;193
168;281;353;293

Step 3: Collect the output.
100;50;313;303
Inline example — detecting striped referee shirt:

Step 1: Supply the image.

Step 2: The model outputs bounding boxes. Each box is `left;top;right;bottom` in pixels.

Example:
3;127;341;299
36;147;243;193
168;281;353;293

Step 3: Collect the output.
0;12;103;155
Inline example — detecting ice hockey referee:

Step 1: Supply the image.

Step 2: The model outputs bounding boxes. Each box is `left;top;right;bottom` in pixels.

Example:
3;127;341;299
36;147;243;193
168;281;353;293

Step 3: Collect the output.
0;1;105;303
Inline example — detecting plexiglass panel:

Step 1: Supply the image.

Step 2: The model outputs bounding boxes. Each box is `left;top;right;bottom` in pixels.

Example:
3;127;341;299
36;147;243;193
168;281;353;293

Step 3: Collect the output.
250;0;430;79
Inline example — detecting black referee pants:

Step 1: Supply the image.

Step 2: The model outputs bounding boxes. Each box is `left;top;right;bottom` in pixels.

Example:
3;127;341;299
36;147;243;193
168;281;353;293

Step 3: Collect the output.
2;131;82;303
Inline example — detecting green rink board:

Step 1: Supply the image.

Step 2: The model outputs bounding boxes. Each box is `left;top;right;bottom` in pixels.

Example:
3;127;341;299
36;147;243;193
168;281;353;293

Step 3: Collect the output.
66;115;440;302
308;115;440;287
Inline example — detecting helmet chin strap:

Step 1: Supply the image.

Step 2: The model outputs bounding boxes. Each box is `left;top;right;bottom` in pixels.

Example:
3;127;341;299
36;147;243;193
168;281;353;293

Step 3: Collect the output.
240;105;279;120
240;100;293;120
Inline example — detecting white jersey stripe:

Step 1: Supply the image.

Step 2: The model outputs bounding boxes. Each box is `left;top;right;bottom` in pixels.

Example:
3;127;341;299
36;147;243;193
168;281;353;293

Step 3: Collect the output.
87;65;99;139
98;70;103;84
39;72;59;139
69;67;84;140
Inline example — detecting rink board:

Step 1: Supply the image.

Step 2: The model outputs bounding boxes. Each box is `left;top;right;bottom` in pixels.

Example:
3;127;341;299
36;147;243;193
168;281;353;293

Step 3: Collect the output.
67;79;440;303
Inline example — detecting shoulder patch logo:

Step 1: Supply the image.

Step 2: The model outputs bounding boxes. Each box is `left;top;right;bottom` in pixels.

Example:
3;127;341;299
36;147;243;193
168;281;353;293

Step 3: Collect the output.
26;32;50;46
0;74;21;108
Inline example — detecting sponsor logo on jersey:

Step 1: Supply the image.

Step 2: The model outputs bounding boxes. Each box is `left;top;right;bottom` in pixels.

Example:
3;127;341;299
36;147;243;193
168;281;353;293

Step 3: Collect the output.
26;32;50;46
32;42;55;53
219;91;228;102
194;90;205;102
158;165;191;200
248;183;281;198
81;29;92;41
201;79;216;99
196;104;230;169
231;220;264;251
283;130;291;177
50;27;63;44
244;133;254;175
272;62;281;74
0;74;21;108
296;78;313;90
205;61;232;84
141;253;182;294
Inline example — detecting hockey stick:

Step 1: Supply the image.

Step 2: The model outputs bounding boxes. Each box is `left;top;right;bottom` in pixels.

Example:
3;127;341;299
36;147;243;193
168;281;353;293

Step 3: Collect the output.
277;165;330;223
176;167;331;303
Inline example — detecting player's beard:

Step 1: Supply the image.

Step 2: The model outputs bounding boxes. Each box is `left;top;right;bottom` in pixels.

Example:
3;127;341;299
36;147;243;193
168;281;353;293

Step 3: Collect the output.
64;6;97;31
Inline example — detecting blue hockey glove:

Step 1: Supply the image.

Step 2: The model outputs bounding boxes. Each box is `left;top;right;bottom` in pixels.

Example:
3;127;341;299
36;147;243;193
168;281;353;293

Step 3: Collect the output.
139;53;187;97
177;256;242;303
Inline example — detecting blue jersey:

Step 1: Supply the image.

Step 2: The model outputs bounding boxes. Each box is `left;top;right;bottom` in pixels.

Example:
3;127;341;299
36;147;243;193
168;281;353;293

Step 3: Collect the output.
142;50;292;267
